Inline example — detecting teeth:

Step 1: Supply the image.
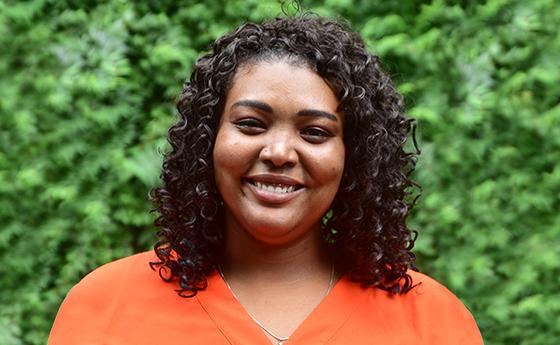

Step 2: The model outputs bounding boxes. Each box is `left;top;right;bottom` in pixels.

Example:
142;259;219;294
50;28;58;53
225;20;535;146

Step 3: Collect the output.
254;181;297;194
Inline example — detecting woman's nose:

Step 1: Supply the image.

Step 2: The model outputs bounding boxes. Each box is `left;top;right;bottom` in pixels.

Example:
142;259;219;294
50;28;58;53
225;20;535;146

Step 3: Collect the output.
258;134;298;168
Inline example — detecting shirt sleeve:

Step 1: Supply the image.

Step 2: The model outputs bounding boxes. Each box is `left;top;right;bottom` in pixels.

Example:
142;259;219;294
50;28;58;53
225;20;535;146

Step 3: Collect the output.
412;272;484;345
47;257;132;345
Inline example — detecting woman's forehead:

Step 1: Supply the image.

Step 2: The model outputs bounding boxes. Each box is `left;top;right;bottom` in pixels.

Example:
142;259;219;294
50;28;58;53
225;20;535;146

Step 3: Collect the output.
225;60;341;118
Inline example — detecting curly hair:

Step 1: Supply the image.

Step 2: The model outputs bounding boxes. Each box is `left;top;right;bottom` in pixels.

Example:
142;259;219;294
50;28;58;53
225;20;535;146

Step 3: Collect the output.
150;15;421;297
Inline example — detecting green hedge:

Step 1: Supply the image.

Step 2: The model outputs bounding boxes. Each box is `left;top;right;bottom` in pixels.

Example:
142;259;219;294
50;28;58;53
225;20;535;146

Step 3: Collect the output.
1;1;558;344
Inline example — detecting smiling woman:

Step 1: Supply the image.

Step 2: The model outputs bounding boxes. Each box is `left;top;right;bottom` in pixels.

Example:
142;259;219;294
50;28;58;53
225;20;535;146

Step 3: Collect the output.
48;15;483;345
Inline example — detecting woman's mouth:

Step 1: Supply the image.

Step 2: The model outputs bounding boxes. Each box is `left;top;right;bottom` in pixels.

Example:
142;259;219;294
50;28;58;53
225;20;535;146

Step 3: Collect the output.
247;180;302;194
243;177;305;204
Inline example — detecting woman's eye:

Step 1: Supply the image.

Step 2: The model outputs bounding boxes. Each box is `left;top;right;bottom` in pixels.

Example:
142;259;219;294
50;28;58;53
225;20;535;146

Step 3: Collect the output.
234;118;266;134
301;127;333;143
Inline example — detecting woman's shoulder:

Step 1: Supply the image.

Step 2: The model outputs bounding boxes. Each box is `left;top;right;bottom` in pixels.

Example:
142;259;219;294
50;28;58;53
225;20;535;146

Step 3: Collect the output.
401;270;483;343
334;270;483;344
74;251;156;287
405;270;472;309
348;269;477;317
48;251;193;344
406;270;457;294
62;251;178;303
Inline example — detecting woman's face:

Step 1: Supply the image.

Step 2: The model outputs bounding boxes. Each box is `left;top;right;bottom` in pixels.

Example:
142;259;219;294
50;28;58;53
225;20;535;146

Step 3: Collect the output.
213;60;345;245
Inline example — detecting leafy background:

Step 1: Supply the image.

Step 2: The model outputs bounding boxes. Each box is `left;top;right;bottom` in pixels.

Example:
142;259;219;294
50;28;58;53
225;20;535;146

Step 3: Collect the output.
1;0;558;344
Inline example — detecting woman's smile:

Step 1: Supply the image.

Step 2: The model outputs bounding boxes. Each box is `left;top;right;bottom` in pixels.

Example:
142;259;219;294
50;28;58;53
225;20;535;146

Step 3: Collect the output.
243;174;306;204
213;60;345;244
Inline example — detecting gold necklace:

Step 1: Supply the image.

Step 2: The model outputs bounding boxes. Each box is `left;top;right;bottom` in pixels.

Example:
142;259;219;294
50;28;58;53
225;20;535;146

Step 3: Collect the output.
218;264;335;345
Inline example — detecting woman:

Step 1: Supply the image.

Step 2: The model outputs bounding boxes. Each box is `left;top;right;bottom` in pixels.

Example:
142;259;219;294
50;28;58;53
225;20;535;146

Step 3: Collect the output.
49;15;483;344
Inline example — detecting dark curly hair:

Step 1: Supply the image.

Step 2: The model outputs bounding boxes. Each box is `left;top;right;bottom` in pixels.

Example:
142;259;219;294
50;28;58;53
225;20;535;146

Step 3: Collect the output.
150;15;421;297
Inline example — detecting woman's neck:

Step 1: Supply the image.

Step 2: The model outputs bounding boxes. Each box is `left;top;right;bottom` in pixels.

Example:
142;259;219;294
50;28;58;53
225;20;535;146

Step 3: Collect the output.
221;215;332;286
219;214;337;343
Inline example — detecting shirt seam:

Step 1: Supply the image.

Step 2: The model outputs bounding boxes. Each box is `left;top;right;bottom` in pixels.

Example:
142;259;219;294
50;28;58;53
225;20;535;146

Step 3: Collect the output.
321;296;365;345
100;255;135;343
196;295;235;345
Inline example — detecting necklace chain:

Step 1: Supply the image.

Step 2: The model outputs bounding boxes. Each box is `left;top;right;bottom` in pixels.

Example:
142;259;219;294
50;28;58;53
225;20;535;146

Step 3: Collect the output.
217;264;335;345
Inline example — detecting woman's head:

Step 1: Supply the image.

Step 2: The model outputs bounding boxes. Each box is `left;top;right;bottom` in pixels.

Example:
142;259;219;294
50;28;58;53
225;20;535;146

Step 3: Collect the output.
150;15;420;296
213;60;345;246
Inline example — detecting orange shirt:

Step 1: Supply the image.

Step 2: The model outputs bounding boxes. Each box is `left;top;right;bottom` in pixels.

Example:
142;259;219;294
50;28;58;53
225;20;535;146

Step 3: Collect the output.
48;251;483;344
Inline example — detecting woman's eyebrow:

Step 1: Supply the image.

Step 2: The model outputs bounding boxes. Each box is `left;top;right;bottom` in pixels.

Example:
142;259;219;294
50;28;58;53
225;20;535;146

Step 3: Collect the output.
232;99;338;122
231;100;272;112
297;109;338;122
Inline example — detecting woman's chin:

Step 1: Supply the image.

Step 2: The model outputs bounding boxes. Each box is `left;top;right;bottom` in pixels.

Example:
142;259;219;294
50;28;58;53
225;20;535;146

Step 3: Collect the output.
239;218;320;246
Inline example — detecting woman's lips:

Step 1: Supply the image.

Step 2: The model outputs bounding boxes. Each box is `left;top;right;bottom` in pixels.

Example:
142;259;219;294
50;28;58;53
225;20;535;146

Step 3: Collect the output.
244;178;305;204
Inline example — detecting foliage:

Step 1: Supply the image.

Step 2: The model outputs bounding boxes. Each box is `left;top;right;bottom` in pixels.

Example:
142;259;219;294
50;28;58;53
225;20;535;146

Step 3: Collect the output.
0;0;558;344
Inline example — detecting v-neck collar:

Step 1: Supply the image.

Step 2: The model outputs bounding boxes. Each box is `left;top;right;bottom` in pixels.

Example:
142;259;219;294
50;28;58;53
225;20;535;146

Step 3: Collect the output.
196;270;368;345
